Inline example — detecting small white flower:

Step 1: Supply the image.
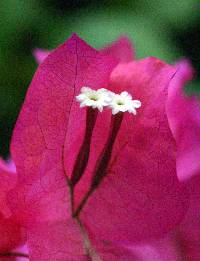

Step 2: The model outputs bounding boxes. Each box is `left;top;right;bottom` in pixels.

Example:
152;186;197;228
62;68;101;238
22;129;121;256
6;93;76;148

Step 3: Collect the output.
108;91;141;115
76;87;111;112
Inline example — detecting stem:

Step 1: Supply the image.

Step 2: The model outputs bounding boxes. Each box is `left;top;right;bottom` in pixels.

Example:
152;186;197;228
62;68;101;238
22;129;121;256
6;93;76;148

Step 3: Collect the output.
76;217;101;260
74;189;93;217
71;108;98;186
74;113;123;216
91;113;123;188
0;252;29;258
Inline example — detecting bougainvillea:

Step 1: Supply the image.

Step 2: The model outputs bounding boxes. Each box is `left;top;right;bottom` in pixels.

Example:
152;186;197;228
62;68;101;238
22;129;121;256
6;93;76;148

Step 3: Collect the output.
1;34;200;260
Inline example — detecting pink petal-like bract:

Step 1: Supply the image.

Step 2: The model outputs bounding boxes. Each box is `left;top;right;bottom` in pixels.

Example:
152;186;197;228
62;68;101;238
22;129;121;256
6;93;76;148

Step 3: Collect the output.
167;60;200;181
33;49;51;64
0;159;25;260
126;174;200;261
127;234;181;261
10;34;189;259
33;36;134;64
100;36;135;62
178;174;200;261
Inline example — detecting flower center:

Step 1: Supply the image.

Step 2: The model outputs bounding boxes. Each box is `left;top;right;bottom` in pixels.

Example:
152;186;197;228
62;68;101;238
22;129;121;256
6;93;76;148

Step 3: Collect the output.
89;95;98;101
116;100;124;106
76;87;111;112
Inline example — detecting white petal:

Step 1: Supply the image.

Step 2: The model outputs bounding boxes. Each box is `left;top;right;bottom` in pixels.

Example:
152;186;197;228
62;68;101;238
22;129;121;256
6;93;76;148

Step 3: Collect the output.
128;107;137;115
76;94;85;101
121;91;129;98
81;87;91;93
132;100;141;108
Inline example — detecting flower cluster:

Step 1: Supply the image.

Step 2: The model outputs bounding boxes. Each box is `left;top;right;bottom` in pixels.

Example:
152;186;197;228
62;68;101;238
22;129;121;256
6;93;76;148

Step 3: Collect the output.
76;87;141;114
0;34;200;261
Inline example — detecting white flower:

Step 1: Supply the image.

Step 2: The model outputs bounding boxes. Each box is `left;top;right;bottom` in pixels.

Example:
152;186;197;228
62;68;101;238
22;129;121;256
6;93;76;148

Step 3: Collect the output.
108;91;141;115
76;87;111;112
76;88;141;115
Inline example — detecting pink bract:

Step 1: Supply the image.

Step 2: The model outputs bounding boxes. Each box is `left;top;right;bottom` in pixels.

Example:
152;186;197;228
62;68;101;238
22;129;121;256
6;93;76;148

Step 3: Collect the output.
167;60;200;260
9;34;190;260
117;61;200;261
0;159;25;260
33;36;134;64
167;60;200;181
124;174;200;261
33;49;51;64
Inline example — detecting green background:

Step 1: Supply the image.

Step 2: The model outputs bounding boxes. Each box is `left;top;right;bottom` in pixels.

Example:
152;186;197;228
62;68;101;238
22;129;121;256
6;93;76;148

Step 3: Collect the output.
0;0;199;156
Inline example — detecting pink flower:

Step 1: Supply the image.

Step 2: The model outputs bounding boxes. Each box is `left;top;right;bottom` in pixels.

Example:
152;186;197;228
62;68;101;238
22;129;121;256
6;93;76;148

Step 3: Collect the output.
9;34;190;260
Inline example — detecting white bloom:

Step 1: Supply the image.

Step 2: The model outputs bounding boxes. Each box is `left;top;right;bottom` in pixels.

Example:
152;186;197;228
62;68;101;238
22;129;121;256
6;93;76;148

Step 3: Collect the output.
108;91;141;115
76;87;111;112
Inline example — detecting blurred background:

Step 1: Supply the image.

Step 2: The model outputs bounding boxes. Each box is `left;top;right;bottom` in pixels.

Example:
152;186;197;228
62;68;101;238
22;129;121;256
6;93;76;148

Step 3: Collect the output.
0;0;200;156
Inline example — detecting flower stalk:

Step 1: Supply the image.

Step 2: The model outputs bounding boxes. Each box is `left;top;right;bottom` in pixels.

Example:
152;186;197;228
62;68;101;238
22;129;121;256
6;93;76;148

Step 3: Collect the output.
71;107;98;186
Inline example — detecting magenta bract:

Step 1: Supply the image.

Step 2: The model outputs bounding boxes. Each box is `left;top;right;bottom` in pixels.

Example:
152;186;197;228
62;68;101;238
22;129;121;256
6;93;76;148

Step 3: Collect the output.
33;36;134;65
167;60;200;181
0;159;25;260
